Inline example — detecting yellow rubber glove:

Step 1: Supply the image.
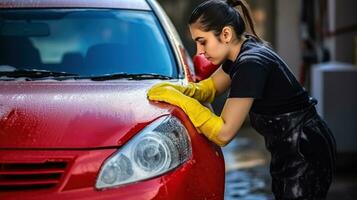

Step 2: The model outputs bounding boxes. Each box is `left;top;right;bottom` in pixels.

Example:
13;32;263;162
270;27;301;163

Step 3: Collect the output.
147;86;226;147
149;77;216;103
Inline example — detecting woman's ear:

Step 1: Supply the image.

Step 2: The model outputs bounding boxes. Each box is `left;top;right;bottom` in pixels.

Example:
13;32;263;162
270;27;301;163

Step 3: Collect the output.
220;26;233;44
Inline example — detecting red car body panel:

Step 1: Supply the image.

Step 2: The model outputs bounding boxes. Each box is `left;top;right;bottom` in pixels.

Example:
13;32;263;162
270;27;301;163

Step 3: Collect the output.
0;80;225;199
0;81;170;149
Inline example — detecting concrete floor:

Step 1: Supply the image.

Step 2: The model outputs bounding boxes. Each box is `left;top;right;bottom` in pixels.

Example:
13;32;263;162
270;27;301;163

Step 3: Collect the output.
222;125;357;200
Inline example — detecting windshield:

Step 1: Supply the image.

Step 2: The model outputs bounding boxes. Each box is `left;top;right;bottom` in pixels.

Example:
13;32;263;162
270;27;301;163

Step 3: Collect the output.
0;9;177;78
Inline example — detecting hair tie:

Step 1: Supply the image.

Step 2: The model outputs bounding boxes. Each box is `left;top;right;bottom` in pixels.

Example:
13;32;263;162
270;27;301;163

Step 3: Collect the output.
226;0;241;7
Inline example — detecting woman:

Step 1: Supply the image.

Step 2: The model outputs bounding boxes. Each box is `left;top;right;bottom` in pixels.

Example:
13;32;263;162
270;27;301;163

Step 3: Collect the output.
147;0;336;199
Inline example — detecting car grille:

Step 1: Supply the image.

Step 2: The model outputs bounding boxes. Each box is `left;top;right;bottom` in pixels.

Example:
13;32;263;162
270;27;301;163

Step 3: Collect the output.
0;161;68;191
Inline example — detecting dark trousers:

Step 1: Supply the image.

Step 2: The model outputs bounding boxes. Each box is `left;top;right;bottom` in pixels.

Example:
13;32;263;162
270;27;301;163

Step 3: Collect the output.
249;104;336;200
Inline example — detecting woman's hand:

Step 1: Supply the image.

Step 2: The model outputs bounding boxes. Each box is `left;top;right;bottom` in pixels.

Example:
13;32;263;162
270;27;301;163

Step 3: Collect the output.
149;77;217;103
147;86;186;110
147;85;226;146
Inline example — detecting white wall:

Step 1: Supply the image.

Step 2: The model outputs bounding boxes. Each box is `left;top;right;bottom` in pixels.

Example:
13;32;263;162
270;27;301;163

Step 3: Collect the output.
275;0;302;77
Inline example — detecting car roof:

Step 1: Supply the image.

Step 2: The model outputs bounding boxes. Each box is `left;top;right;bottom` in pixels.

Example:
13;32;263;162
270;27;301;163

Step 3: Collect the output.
0;0;151;10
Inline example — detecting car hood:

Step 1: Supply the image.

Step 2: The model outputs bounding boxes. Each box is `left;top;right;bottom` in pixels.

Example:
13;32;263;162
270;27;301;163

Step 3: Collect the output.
0;80;179;149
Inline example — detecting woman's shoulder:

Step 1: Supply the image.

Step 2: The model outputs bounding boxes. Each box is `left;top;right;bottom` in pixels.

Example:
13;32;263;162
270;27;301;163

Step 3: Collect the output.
223;55;270;78
236;37;277;67
222;36;276;75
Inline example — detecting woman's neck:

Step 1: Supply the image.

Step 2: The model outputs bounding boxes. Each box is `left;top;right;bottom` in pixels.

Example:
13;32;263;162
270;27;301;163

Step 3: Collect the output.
227;37;247;62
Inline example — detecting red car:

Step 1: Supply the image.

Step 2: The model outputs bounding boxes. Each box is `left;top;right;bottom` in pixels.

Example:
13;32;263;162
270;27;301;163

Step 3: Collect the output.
0;0;224;199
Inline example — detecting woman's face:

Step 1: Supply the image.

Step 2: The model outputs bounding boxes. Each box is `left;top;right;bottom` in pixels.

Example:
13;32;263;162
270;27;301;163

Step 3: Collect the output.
189;23;229;65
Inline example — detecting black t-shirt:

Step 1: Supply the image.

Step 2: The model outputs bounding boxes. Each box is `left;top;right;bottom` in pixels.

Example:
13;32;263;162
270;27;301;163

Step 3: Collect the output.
222;36;310;115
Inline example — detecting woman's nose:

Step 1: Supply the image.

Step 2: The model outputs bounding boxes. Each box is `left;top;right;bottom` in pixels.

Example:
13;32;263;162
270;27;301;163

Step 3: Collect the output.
196;44;205;55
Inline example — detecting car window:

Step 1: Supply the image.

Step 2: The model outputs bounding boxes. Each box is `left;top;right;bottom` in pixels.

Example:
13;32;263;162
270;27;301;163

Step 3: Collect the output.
0;9;177;77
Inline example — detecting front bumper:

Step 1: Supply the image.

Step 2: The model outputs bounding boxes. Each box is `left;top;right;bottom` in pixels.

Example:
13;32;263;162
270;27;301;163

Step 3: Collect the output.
0;147;224;200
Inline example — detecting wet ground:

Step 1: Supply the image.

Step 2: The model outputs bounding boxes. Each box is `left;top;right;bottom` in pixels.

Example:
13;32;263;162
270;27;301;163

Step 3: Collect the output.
222;124;357;200
223;124;273;200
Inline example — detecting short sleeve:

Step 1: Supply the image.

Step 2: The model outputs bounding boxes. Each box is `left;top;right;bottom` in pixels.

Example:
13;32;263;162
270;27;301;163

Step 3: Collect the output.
228;60;269;99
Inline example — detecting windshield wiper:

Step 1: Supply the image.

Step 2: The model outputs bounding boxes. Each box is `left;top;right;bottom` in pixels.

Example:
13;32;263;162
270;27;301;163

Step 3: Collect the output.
87;73;173;81
0;70;173;81
0;69;78;79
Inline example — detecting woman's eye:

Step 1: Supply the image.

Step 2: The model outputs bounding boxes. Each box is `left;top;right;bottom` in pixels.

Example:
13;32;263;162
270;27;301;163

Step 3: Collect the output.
199;41;206;45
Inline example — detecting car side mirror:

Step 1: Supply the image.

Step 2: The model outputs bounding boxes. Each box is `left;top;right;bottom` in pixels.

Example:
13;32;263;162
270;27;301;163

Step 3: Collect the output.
193;54;219;81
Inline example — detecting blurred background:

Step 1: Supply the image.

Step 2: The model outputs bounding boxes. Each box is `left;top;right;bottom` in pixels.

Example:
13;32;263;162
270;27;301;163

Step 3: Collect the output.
158;0;357;199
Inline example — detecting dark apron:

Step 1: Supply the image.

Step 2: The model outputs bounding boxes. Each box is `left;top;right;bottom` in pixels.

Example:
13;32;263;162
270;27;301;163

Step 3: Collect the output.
249;99;336;200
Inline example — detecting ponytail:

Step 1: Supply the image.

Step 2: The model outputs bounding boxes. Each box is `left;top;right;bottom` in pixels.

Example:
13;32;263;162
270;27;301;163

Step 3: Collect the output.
227;0;262;42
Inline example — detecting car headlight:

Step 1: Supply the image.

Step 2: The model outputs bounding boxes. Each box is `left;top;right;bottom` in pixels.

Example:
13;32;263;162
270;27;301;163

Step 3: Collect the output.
96;115;192;189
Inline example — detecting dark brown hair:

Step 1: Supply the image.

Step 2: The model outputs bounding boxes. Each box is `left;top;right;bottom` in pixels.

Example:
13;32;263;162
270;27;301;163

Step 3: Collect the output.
189;0;262;42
